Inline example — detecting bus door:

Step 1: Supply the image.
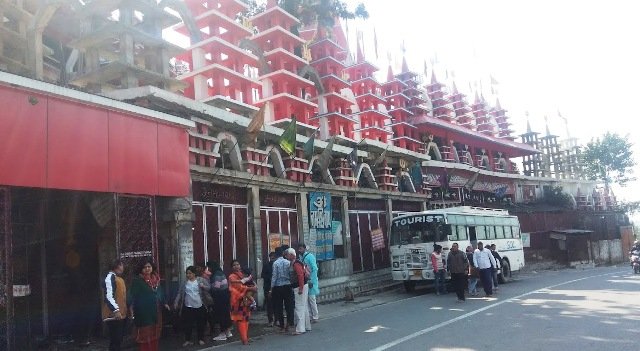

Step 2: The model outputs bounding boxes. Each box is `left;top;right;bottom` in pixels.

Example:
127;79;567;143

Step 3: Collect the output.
469;226;477;246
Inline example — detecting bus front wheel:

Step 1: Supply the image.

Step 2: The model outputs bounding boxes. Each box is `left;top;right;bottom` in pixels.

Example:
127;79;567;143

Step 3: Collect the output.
498;260;511;283
403;281;416;293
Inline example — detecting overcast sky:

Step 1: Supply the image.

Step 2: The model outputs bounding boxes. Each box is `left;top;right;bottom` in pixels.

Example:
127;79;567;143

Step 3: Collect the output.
343;0;640;202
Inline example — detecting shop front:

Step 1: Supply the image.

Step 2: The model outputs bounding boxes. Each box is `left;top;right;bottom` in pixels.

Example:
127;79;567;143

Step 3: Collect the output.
348;198;390;273
192;182;250;272
259;191;299;261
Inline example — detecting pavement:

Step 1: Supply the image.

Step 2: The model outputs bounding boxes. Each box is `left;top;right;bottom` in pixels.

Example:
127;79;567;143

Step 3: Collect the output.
47;263;622;350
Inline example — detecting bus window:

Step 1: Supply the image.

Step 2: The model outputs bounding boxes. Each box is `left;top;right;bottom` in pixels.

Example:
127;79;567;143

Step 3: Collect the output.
457;225;468;240
512;226;521;238
487;226;495;239
496;225;505;239
390;215;448;245
476;225;486;240
504;226;513;238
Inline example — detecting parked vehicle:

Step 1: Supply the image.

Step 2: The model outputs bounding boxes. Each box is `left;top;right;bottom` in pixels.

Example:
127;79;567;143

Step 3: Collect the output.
390;206;525;292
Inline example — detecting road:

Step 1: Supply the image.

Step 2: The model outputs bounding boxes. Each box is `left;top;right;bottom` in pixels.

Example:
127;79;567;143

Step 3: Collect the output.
211;266;640;351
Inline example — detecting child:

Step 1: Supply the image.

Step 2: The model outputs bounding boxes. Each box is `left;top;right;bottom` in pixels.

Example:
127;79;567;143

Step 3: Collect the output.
241;267;257;310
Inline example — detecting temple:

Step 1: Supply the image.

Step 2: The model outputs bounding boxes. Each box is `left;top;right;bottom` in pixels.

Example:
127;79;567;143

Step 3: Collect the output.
0;2;626;349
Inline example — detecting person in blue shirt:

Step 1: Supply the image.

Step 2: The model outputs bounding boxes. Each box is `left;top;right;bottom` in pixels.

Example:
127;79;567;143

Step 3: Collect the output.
297;244;319;322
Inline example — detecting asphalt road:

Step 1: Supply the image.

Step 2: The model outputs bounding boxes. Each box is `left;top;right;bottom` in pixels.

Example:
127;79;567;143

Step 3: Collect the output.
211;266;639;351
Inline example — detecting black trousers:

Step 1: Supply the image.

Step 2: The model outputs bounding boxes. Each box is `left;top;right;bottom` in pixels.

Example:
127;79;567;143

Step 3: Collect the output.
451;273;467;300
479;268;493;296
263;288;274;323
106;319;126;351
272;285;294;328
182;306;207;342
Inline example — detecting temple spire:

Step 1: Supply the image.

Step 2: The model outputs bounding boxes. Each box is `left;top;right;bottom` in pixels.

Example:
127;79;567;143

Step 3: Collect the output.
356;31;364;63
401;55;409;74
430;68;438;84
387;65;394;82
495;98;502;110
544;115;551;136
474;91;480;104
266;0;277;8
525;111;532;133
451;80;458;94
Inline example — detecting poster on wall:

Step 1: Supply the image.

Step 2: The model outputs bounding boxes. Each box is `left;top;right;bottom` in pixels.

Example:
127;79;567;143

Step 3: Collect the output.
521;233;531;248
269;233;290;253
309;192;333;260
331;220;343;246
371;228;385;251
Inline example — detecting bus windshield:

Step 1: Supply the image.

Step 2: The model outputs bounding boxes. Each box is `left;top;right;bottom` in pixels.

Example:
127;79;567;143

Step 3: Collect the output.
390;214;449;246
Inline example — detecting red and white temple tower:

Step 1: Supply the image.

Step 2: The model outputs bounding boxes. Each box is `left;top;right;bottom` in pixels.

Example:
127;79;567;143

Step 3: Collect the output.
346;38;393;143
173;0;261;116
448;82;476;130
306;30;358;141
250;2;317;130
250;2;317;182
385;60;422;152
491;98;515;140
472;92;496;137
425;70;455;124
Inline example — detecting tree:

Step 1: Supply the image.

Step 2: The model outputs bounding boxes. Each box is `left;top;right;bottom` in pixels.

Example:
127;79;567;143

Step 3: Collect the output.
582;132;636;187
279;0;369;34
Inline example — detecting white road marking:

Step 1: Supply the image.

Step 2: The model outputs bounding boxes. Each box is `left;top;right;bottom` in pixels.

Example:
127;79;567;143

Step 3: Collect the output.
370;270;625;351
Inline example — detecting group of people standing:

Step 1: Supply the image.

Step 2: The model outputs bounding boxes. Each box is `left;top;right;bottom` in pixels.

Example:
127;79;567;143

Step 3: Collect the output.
101;244;320;350
431;241;503;302
262;244;319;335
102;258;170;351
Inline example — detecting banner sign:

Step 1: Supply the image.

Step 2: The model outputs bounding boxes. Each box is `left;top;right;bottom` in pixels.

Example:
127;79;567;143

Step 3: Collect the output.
309;192;333;260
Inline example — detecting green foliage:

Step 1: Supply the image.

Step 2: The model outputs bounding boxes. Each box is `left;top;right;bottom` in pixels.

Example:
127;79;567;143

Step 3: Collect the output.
542;186;574;209
279;0;369;28
241;0;267;17
582;132;636;186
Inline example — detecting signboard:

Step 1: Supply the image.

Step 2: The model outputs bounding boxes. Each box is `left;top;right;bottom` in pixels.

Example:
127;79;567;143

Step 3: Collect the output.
371;228;385;251
269;233;290;253
180;237;194;269
521;233;531;248
309;192;333;260
392;214;445;228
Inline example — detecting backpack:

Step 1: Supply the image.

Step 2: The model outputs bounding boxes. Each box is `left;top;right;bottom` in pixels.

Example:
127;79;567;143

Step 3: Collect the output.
290;259;309;288
301;253;312;281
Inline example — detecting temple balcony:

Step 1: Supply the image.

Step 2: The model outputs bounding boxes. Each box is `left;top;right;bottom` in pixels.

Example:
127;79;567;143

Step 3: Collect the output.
185;0;248;18
251;5;300;31
178;36;259;71
264;47;309;67
250;26;305;52
320;74;351;90
174;7;253;42
310;111;358;124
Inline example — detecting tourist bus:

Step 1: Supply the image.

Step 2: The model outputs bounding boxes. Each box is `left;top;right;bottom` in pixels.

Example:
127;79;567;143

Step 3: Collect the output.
390;206;525;292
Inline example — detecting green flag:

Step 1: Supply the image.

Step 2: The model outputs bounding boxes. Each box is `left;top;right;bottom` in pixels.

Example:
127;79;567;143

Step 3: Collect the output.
279;117;297;156
303;133;315;162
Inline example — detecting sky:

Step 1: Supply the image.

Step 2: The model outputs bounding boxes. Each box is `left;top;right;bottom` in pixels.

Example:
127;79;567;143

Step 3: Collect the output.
342;0;640;202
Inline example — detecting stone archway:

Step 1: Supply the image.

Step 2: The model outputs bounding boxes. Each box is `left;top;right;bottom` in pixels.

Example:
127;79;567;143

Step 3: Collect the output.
398;172;417;193
264;144;287;178
213;132;244;171
308;156;335;184
355;164;378;189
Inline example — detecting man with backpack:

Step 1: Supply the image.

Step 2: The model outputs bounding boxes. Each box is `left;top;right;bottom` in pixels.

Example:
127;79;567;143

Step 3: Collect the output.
297;243;319;323
286;247;310;335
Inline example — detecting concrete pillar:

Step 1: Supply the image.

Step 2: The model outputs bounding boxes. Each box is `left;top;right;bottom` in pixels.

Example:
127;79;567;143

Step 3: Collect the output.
248;186;262;274
193;75;209;100
385;198;393;240
341;195;351;261
192;47;207;70
297;191;309;244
